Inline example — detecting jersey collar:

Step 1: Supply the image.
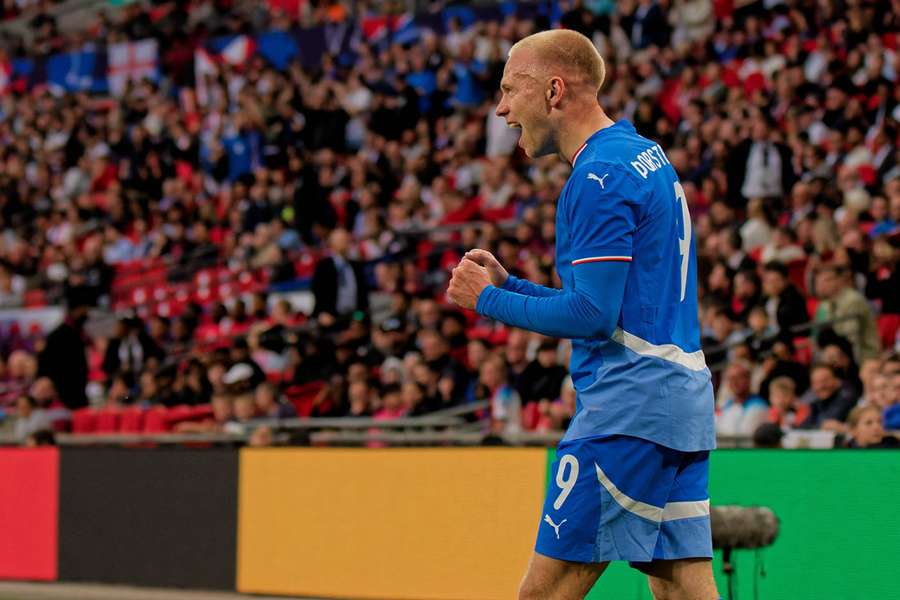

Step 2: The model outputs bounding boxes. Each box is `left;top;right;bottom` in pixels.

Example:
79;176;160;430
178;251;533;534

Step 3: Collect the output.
570;121;632;167
570;141;589;167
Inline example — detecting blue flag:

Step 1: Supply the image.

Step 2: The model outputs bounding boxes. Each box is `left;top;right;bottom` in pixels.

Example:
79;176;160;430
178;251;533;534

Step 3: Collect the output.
257;31;299;71
45;48;108;93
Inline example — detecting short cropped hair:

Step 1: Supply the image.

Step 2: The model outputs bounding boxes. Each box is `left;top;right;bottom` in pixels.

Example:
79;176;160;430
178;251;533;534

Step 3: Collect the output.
510;30;606;91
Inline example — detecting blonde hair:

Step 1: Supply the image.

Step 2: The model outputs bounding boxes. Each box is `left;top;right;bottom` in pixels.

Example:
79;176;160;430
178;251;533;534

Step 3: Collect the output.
769;376;796;395
847;404;881;429
509;30;606;92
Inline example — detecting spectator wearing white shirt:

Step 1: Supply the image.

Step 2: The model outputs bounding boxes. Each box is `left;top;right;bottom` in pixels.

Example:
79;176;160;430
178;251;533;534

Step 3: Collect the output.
716;360;769;437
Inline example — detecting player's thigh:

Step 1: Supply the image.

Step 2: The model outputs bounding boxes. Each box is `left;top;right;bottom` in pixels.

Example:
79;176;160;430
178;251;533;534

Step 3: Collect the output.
640;558;718;600
519;552;608;600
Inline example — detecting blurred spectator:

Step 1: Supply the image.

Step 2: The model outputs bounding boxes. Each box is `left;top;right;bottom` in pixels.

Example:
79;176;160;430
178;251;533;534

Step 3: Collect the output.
373;383;406;420
253;382;296;419
13;395;54;442
739;198;775;253
228;338;267;389
752;423;784;449
517;341;567;406
175;393;233;433
814;264;880;362
417;328;468;406
703;307;743;366
873;370;900;430
25;429;57;447
248;425;274;447
311;228;369;326
843;405;900;449
726;116;797;208
760;227;805;265
1;350;37;407
478;353;521;436
732;269;762;324
103;372;131;407
743;306;776;359
224;393;257;434
36;302;90;409
345;380;373;417
798;364;857;431
865;236;900;319
757;338;810;400
766;376;809;429
761;261;809;333
716;360;768;436
818;334;863;396
102;317;165;379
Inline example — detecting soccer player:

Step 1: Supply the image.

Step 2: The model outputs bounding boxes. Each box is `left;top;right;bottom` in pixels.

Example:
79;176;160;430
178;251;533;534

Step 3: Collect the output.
448;30;718;600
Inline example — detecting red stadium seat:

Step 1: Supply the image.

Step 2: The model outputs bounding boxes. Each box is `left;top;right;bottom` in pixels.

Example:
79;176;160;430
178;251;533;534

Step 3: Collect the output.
522;402;541;431
793;337;813;365
286;381;326;417
142;406;171;433
72;408;97;434
878;315;900;350
119;406;145;433
787;258;808;295
23;289;47;308
806;298;819;320
95;408;121;433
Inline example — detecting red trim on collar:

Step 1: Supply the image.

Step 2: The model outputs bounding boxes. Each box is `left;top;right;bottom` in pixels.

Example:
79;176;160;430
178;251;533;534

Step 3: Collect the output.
571;141;588;166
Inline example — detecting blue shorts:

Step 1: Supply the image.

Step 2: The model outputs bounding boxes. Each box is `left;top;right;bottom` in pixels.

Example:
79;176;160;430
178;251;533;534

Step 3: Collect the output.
535;435;712;565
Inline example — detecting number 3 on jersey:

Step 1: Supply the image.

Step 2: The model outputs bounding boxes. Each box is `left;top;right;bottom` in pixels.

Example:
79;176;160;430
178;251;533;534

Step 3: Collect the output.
674;181;691;302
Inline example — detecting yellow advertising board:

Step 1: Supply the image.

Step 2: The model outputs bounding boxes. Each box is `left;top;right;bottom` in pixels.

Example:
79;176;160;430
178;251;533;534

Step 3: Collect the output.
237;447;546;600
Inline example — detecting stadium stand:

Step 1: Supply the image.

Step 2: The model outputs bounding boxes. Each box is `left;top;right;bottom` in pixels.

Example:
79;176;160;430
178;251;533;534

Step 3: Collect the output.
0;0;898;450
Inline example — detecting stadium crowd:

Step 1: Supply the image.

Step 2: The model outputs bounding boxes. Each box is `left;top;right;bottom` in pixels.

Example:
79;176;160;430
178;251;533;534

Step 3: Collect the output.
1;0;899;448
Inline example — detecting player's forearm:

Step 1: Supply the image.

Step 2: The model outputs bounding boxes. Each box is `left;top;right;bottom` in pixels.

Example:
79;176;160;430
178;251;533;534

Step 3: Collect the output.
477;262;628;339
502;274;563;297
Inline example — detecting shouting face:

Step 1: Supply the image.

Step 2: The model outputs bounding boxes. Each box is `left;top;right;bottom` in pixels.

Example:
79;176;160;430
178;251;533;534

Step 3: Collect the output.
495;49;556;158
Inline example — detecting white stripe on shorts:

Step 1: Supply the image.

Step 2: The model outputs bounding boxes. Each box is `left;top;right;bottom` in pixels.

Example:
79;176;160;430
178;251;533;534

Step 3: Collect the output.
595;463;709;523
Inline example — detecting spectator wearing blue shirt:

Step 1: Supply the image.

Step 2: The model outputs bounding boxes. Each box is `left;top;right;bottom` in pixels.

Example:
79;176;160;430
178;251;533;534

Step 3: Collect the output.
406;51;437;113
222;115;263;182
869;195;899;237
450;41;488;109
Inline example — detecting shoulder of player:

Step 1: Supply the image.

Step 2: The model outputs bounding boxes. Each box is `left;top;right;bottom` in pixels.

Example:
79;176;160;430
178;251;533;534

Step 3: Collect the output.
570;160;645;194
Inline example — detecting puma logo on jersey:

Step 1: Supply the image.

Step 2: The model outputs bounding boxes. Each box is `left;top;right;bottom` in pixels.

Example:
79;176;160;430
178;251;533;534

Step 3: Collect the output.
586;172;609;188
543;514;567;539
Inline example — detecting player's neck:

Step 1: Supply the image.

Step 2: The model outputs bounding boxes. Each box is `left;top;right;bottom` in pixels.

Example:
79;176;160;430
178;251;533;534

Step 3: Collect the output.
560;109;616;166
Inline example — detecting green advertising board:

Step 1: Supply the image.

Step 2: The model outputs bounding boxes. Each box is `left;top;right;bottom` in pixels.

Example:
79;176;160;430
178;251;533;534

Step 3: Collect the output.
544;449;900;599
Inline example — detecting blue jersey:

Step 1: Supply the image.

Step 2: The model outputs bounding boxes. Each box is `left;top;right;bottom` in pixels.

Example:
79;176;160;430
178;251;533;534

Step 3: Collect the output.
557;120;715;452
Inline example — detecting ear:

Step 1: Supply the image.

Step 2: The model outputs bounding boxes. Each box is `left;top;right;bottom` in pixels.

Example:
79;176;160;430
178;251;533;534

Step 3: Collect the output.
546;76;565;107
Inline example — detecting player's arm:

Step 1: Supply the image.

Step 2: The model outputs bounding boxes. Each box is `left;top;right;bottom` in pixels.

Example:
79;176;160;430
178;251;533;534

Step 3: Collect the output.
475;163;638;339
475;260;627;339
502;274;564;297
464;249;563;297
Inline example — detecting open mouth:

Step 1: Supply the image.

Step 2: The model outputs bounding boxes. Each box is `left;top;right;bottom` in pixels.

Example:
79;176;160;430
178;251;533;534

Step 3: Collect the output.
508;122;522;129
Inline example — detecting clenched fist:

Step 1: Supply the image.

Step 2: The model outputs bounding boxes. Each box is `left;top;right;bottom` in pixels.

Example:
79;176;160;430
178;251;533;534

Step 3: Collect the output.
448;258;492;311
463;248;509;287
